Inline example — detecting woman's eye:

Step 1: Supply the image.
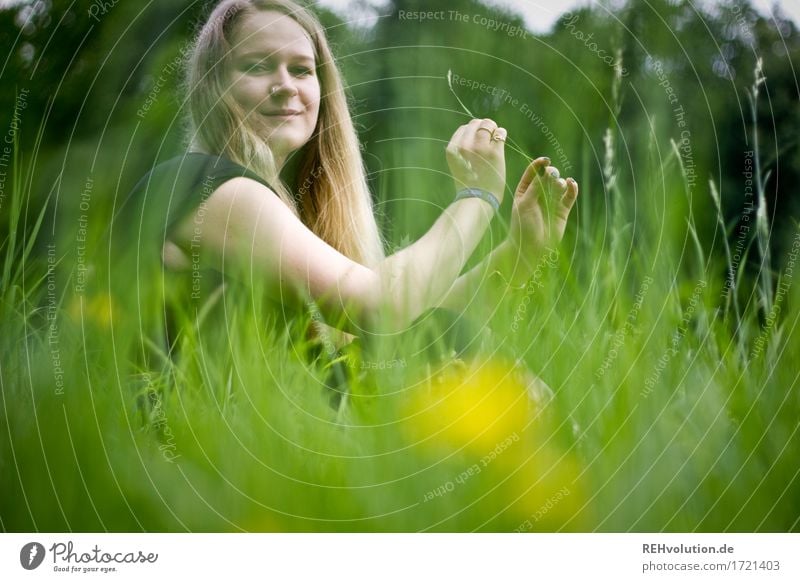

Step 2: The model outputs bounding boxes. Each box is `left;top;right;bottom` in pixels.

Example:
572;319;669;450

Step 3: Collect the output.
245;62;270;73
240;61;313;76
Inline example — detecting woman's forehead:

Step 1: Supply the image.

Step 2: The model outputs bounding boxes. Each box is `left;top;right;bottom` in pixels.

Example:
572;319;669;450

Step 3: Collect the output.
231;10;315;61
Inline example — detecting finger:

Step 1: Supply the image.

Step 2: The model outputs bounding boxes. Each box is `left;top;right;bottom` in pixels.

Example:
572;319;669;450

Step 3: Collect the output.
561;178;579;208
516;156;550;196
543;167;568;199
446;124;469;159
469;118;498;147
446;126;476;186
555;179;578;220
459;118;483;148
546;166;561;181
462;118;484;139
537;162;563;196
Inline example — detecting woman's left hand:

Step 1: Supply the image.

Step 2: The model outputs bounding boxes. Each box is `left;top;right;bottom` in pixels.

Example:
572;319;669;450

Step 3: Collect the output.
505;157;578;280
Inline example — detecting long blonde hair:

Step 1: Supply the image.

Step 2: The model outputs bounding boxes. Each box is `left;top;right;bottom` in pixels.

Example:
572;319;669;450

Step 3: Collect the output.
185;0;384;267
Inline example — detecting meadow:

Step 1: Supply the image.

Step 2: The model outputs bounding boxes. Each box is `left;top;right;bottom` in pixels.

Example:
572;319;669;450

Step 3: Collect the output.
1;0;798;532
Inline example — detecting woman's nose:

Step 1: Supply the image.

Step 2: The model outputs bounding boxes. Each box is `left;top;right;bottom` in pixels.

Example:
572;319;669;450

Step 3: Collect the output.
270;67;298;98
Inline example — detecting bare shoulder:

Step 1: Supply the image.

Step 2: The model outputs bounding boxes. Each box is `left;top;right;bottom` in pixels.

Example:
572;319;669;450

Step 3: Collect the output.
162;176;374;311
164;177;295;268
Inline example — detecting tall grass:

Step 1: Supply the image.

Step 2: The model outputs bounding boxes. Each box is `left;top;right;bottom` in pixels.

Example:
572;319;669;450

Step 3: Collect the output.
748;58;775;320
1;65;799;533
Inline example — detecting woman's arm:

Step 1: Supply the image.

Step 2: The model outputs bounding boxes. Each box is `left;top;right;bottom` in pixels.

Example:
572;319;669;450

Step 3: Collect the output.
435;241;518;313
169;119;507;335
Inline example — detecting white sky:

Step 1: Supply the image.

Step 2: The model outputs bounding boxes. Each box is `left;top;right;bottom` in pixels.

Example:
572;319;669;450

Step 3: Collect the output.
317;0;800;33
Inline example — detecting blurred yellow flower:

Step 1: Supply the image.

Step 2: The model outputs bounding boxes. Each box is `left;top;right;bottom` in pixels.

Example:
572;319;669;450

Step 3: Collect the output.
66;293;117;329
503;444;589;531
403;358;591;530
402;359;532;453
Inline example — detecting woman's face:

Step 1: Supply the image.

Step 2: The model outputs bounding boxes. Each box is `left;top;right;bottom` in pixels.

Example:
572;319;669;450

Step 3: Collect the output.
228;10;321;166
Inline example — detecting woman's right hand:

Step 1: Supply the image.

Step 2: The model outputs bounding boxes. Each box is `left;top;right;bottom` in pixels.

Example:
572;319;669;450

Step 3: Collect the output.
445;118;507;203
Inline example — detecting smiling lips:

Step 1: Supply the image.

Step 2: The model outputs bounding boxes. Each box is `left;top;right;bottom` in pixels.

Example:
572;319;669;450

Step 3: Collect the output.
263;109;302;117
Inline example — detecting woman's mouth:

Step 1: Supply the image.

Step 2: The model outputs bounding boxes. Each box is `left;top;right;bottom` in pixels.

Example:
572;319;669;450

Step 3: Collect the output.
263;109;302;118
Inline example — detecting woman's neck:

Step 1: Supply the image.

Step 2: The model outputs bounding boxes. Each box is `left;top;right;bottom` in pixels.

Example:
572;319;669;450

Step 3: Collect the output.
279;147;308;192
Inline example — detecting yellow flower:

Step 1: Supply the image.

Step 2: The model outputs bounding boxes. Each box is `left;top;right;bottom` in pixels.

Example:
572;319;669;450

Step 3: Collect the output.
502;446;590;531
66;293;117;329
402;358;592;530
402;360;532;454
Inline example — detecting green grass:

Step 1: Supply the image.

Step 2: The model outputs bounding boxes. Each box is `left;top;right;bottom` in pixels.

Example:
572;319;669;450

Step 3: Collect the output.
1;80;799;533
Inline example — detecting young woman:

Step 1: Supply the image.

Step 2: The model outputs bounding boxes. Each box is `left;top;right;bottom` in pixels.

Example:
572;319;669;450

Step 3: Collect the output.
132;0;578;395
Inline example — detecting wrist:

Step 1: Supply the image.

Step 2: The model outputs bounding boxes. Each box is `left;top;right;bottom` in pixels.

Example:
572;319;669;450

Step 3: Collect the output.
454;187;502;211
495;241;534;286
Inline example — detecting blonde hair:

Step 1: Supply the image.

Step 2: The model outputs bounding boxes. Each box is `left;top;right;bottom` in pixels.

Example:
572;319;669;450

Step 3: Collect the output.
185;0;384;266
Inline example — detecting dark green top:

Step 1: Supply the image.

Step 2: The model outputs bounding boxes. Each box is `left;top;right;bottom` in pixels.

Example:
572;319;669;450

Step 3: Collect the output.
124;153;280;356
128;152;274;237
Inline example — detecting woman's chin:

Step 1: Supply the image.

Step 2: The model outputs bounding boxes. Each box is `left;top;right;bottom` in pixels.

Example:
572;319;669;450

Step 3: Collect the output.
265;131;308;157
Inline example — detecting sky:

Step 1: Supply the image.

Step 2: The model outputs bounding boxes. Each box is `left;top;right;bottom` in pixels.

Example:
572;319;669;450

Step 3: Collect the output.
316;0;800;33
